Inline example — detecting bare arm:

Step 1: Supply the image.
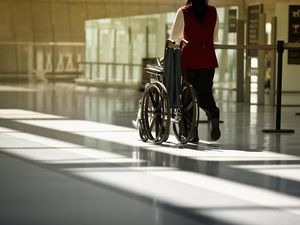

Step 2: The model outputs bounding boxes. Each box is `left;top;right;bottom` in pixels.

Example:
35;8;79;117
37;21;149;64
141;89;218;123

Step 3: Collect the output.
169;8;184;44
214;9;219;43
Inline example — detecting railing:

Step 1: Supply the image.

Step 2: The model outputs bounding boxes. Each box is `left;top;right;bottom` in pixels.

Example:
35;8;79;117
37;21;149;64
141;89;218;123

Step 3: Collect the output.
0;41;84;82
214;44;275;50
78;61;142;84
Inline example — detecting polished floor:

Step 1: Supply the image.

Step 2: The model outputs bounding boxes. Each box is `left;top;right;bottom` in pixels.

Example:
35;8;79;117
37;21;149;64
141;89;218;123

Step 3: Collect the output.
0;82;300;225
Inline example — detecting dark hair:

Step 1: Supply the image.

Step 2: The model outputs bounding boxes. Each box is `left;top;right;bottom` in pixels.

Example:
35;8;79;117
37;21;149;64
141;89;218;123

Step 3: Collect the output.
185;0;192;5
191;0;208;23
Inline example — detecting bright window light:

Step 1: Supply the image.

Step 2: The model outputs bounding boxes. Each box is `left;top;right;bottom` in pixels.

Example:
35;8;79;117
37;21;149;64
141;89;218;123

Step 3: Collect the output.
251;58;258;68
266;23;272;34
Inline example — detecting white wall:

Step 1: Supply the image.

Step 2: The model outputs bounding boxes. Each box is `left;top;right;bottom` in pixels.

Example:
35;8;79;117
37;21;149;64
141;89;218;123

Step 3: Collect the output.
276;2;300;92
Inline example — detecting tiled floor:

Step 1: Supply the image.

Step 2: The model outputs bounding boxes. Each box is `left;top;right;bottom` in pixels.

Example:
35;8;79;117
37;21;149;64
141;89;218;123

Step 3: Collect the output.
0;82;299;225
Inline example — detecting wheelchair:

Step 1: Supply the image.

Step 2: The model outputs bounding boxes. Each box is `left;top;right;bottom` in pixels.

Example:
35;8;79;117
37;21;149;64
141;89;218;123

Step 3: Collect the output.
138;40;199;144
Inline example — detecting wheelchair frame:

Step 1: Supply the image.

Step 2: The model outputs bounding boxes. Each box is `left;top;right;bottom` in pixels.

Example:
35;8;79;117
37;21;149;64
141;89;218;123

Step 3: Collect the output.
138;42;199;144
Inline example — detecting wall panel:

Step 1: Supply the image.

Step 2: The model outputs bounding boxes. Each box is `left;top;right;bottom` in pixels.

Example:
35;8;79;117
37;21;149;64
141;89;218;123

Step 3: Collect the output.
51;2;71;41
0;2;12;41
32;2;52;41
11;2;33;41
86;3;107;20
69;2;87;41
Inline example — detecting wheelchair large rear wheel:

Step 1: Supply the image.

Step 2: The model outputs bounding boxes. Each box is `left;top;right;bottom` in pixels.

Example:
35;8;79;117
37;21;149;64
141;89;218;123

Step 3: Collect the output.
138;121;148;142
173;82;199;144
140;82;170;144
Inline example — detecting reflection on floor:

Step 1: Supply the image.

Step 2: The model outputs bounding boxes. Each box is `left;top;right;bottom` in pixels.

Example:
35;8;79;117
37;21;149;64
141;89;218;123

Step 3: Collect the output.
0;82;299;225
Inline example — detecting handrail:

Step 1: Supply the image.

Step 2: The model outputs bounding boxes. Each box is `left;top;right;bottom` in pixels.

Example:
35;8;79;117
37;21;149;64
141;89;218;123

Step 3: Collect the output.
0;41;281;50
1;41;299;50
0;41;85;46
214;44;276;50
79;61;142;82
78;61;141;67
215;43;300;50
283;43;300;50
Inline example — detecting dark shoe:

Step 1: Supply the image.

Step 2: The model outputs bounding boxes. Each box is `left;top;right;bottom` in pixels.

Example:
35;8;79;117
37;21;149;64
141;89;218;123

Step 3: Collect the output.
189;135;199;144
211;119;221;141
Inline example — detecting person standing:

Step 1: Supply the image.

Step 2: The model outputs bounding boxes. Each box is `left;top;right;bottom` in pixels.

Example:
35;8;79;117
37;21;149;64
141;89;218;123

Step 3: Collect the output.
169;0;221;142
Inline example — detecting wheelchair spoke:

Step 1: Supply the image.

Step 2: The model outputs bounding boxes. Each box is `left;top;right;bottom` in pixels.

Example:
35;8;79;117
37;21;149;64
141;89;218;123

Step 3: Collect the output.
172;83;198;144
181;102;193;114
149;91;159;108
149;119;155;131
183;114;193;124
179;122;186;138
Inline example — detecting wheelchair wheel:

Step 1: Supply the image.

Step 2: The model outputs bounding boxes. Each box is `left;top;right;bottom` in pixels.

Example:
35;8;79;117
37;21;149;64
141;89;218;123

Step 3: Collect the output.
140;82;170;144
138;120;148;142
173;82;199;144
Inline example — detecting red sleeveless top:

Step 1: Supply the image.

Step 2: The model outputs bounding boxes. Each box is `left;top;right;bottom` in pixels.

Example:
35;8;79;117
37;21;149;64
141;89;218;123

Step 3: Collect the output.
181;5;218;69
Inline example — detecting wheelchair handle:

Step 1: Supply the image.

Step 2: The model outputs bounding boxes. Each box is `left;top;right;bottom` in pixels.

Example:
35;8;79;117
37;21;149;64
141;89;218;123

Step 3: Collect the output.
179;39;188;49
166;38;188;49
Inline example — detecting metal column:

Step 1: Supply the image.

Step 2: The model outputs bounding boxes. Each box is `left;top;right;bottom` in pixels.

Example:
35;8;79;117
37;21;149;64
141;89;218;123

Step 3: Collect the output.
257;13;266;105
236;20;245;102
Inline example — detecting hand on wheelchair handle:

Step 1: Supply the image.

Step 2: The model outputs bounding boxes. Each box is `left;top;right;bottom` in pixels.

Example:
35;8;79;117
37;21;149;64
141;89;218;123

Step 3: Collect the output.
159;57;164;65
166;39;176;48
180;39;188;49
166;38;188;49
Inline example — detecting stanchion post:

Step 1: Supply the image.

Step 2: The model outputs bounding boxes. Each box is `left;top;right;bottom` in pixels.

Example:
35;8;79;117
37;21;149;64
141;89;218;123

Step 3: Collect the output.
262;41;294;133
276;40;284;130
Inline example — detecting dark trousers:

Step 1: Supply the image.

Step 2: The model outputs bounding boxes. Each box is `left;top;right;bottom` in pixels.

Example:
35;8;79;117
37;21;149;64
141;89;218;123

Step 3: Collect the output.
183;68;220;122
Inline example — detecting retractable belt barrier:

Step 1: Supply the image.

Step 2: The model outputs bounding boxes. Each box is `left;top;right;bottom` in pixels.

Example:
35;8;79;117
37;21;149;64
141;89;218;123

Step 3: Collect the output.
262;41;300;134
214;41;299;134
